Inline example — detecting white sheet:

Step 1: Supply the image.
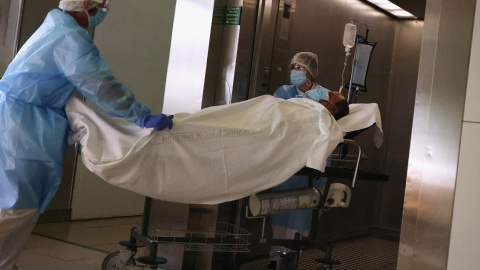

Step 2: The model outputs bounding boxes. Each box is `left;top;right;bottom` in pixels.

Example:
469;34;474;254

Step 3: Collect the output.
337;103;383;148
66;95;344;205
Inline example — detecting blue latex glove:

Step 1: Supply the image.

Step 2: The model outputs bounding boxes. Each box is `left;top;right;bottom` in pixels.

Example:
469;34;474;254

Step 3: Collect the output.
144;114;174;131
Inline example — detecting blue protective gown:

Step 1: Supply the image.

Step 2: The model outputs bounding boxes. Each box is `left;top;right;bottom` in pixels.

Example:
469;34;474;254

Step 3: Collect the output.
270;84;328;231
0;9;152;213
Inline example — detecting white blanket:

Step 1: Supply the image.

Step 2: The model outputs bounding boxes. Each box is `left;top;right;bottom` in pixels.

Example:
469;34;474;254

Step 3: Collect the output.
338;103;383;148
66;95;344;205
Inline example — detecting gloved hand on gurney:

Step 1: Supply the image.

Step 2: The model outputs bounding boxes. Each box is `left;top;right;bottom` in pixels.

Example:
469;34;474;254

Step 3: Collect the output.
144;114;174;130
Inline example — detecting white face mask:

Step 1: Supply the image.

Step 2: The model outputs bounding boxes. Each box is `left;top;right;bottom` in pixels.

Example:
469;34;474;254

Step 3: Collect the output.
290;70;307;86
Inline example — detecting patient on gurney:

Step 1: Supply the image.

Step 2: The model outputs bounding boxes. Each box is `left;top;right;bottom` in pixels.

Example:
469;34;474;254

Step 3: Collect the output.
66;87;350;206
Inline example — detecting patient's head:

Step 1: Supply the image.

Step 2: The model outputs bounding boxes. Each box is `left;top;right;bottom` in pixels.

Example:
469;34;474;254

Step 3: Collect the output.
320;91;349;120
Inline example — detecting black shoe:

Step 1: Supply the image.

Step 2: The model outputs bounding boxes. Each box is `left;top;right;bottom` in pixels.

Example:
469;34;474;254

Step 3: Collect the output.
266;261;277;269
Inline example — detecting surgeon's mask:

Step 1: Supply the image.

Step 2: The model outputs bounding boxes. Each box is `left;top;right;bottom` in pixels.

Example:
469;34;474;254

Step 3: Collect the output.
87;8;107;28
290;70;308;87
305;87;329;102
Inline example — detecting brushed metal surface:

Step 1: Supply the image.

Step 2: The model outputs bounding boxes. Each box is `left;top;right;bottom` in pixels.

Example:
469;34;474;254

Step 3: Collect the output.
399;0;476;269
213;0;243;106
248;0;280;98
152;1;215;269
163;0;215;115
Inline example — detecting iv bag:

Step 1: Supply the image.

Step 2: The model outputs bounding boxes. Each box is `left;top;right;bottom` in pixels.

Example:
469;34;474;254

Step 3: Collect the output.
343;23;357;49
346;37;377;92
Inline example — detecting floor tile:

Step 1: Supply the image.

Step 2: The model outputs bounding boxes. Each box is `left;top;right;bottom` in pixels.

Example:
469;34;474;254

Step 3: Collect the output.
62;224;134;246
19;260;96;270
71;256;105;269
31;243;106;261
16;250;66;268
20;217;400;270
33;222;90;239
23;234;66;249
74;216;142;228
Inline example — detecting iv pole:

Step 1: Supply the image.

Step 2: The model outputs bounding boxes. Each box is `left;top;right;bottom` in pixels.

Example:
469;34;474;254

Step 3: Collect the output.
342;19;371;103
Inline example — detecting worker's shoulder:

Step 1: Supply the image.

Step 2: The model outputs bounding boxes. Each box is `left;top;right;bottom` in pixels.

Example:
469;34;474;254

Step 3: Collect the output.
43;9;89;37
275;84;295;92
273;85;296;99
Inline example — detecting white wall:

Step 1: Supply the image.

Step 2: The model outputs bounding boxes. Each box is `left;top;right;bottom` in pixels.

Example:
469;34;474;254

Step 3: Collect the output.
447;1;480;268
71;0;176;219
0;1;23;74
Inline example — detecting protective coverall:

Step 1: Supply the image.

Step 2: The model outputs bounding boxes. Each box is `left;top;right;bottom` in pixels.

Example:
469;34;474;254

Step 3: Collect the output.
0;8;151;214
0;7;156;269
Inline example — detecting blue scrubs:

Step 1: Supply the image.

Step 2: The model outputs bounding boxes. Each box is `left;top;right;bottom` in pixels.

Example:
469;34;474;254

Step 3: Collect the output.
271;84;328;231
0;9;151;213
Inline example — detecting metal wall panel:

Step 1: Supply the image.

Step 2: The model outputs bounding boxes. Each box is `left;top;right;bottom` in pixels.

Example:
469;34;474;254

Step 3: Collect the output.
398;0;476;269
381;20;423;229
248;0;280;98
163;0;215;115
150;0;216;268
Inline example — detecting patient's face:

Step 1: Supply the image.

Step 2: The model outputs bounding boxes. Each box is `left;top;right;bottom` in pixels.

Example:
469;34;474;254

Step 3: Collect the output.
320;92;345;116
330;92;345;105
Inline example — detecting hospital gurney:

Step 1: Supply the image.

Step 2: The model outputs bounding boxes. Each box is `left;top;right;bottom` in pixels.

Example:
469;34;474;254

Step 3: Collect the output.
65;95;382;269
99;140;382;270
242;103;385;270
100;196;253;269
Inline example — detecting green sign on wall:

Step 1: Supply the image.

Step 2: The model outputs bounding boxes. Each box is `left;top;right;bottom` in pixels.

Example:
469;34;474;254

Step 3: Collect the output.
213;6;225;25
212;6;242;25
225;6;242;25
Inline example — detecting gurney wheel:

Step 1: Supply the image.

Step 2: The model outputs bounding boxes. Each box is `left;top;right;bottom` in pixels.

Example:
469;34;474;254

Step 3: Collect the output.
102;250;136;270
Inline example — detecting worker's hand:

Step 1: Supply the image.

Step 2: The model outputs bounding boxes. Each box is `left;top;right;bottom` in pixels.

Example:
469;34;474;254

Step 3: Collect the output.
144;114;174;131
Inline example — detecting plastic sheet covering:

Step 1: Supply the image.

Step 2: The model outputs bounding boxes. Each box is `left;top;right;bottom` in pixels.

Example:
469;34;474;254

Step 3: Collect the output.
66;95;344;204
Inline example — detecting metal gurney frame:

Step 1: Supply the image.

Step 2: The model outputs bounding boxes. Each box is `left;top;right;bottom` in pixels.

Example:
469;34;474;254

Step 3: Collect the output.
97;138;386;270
243;130;389;270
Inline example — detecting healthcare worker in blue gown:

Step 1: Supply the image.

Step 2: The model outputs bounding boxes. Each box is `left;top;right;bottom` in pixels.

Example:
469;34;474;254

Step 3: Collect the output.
0;1;173;268
268;52;330;270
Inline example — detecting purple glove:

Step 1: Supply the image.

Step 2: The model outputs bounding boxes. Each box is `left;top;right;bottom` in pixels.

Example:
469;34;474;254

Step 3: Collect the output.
144;114;174;131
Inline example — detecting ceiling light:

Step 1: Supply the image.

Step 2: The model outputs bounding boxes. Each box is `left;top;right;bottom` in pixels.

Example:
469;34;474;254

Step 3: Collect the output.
364;0;417;19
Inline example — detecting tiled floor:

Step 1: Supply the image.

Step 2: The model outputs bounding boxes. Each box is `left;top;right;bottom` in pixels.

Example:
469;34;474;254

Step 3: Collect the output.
17;216;143;270
240;236;399;270
16;216;399;270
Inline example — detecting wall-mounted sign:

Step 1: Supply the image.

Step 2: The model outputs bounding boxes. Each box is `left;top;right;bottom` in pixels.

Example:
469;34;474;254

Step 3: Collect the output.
212;6;242;26
212;6;225;25
225;6;242;25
